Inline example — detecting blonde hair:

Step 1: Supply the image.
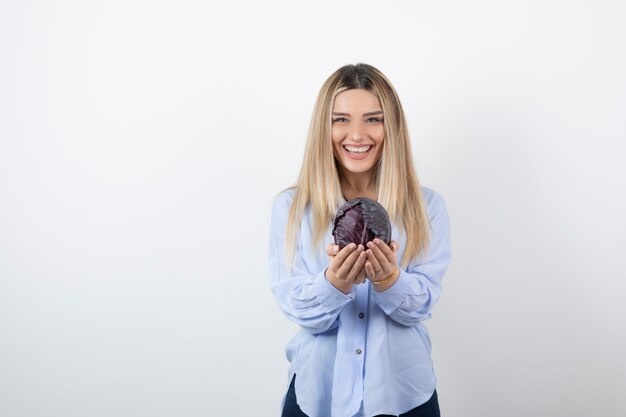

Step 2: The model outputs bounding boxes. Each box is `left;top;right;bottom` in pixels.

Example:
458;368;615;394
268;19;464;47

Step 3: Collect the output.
283;63;430;270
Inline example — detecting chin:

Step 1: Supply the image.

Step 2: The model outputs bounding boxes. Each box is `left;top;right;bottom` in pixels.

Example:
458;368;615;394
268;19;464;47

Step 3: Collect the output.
343;162;376;174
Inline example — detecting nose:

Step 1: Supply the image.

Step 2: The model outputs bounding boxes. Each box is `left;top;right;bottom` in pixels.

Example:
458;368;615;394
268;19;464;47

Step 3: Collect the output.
348;123;366;142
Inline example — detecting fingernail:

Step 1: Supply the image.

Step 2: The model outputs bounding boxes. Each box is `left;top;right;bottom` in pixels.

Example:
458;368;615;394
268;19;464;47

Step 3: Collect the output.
333;245;339;253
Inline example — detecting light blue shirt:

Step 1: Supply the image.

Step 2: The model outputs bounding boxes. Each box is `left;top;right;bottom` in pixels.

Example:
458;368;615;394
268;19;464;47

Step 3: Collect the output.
269;186;451;417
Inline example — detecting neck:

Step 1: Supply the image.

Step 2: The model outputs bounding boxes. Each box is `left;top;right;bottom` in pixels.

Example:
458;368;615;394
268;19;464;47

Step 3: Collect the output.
339;167;378;200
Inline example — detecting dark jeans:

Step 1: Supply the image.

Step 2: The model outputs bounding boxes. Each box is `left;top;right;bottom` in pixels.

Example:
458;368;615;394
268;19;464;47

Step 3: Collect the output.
281;375;441;417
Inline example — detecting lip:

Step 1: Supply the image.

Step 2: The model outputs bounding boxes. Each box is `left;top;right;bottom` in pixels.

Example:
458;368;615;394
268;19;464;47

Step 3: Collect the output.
342;144;373;160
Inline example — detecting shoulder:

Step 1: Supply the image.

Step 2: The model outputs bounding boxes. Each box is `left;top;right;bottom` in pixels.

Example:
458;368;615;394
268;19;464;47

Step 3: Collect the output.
420;185;448;219
271;186;297;218
272;186;297;208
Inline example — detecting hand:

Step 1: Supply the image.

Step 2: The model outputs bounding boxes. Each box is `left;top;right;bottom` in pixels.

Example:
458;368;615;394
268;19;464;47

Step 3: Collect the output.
325;243;367;294
365;239;400;285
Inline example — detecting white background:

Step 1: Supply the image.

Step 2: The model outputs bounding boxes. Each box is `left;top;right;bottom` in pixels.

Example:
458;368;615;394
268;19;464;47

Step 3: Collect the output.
1;1;625;416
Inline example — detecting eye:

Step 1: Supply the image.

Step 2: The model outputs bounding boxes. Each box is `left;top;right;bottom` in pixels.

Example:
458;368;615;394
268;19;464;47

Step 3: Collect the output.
332;117;348;123
366;117;383;123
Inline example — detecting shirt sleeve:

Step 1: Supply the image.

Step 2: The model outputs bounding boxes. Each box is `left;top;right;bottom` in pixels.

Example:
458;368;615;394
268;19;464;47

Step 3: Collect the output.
372;189;452;327
269;190;355;334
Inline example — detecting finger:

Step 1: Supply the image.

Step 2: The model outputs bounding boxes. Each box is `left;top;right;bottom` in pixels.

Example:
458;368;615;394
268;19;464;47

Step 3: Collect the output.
355;266;367;284
335;245;364;280
368;240;392;273
347;250;367;282
368;242;389;271
364;261;375;280
375;238;397;260
341;247;364;281
365;244;383;273
326;243;339;257
389;240;400;252
329;243;357;272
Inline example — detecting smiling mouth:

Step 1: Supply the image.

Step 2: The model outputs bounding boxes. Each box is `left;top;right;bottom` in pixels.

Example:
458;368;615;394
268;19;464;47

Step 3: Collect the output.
343;145;372;154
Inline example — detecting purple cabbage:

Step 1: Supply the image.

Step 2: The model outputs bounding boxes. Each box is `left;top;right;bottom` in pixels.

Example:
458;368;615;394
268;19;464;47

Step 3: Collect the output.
332;197;392;249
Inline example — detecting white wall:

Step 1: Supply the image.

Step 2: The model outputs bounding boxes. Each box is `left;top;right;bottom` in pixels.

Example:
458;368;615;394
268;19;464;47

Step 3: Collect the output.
1;1;625;416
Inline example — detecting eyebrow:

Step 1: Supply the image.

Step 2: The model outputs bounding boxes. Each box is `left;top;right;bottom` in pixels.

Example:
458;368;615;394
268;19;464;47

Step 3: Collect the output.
332;111;384;117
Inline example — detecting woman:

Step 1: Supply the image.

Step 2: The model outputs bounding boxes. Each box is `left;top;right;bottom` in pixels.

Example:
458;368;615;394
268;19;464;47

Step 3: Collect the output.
269;63;451;417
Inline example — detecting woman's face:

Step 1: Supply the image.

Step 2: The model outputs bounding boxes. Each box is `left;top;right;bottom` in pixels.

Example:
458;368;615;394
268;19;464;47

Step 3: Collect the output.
331;89;385;178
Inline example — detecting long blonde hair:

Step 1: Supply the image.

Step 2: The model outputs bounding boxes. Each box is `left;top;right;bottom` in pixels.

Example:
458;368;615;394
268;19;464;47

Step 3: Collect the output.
283;63;430;270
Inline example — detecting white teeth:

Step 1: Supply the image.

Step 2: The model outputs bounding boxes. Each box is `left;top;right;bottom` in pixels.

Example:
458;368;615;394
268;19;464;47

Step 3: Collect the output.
344;145;372;153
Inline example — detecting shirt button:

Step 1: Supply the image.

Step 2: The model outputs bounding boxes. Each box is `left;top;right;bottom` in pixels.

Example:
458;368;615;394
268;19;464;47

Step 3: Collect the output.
355;349;362;355
358;313;365;319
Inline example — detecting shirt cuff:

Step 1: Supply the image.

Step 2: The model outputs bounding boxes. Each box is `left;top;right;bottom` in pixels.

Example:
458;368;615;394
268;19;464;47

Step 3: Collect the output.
311;269;356;309
371;268;412;315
